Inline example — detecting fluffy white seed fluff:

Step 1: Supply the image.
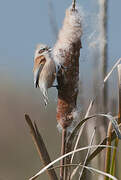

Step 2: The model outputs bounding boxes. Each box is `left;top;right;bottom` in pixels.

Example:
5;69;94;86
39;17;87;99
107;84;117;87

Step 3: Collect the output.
53;5;83;66
57;109;80;134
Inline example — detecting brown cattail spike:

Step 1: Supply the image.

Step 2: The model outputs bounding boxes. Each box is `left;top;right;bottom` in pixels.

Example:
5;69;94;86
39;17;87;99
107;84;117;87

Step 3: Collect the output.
53;5;82;129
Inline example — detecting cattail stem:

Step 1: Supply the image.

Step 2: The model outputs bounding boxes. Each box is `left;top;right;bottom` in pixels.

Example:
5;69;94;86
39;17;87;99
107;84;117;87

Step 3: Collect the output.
60;128;66;180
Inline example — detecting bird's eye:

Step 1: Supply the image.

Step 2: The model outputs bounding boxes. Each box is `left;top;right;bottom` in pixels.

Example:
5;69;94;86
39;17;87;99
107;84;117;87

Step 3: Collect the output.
39;48;48;54
38;49;45;54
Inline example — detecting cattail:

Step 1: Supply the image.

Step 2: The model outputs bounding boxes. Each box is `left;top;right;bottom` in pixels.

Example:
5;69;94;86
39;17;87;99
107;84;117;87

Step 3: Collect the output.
53;5;82;129
53;3;82;179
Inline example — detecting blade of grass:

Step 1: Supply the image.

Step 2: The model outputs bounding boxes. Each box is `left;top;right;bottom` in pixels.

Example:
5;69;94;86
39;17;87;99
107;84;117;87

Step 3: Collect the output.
79;127;96;179
104;58;121;83
29;145;114;180
70;127;96;179
70;99;94;164
67;114;121;148
80;165;117;180
86;122;121;165
49;164;118;180
98;114;121;139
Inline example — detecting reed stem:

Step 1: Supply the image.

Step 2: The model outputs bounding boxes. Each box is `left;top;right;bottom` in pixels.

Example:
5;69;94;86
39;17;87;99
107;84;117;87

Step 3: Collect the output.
110;138;118;178
25;114;58;180
104;122;112;180
60;128;66;180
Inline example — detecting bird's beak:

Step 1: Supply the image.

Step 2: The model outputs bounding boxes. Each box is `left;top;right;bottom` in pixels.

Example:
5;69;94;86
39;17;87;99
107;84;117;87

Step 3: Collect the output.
34;63;44;88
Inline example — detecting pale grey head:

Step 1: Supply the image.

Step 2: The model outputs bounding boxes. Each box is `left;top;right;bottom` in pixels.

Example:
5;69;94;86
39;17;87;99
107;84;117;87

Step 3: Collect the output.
34;43;51;60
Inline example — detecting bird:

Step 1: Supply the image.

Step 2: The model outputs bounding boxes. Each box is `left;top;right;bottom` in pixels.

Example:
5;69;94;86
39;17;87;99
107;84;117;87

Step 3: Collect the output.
33;43;56;105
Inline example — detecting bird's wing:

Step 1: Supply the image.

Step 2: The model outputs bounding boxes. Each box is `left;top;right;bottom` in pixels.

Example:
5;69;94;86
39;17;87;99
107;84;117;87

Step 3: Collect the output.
33;56;46;88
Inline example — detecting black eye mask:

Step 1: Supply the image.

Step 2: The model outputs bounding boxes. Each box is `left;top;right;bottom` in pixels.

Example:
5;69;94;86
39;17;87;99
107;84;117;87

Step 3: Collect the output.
38;47;49;54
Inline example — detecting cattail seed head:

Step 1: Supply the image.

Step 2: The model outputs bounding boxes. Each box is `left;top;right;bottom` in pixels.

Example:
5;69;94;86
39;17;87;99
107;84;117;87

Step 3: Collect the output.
53;5;83;129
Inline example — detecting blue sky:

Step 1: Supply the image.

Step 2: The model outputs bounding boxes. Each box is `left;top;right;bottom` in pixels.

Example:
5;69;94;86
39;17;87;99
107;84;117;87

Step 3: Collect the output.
0;0;121;81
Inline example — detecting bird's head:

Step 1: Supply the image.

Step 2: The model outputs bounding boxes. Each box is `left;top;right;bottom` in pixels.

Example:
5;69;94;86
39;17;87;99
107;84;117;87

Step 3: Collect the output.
33;43;51;88
34;43;51;60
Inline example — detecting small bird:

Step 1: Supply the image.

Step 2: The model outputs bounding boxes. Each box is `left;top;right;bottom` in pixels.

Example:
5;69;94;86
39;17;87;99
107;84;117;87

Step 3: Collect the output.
33;43;56;105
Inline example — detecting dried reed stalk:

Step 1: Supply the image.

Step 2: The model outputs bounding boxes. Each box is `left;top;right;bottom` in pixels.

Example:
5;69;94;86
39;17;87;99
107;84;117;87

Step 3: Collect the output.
105;64;121;179
53;2;82;179
25;114;58;180
86;122;121;165
99;0;108;111
96;0;109;170
108;64;121;178
104;122;112;180
117;64;121;124
70;99;94;164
